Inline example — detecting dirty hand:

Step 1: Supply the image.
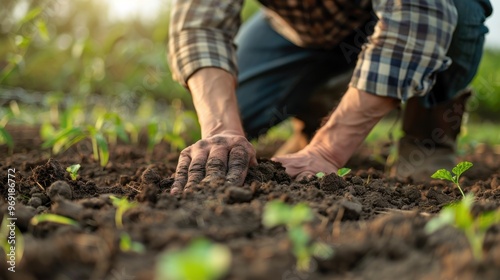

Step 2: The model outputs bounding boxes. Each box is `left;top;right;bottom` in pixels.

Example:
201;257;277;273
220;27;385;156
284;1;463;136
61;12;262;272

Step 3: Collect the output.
272;143;339;180
171;132;257;194
273;87;399;180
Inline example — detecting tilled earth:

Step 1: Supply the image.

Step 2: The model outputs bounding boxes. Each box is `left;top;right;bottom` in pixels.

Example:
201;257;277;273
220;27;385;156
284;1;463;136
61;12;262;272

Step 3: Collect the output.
1;126;500;280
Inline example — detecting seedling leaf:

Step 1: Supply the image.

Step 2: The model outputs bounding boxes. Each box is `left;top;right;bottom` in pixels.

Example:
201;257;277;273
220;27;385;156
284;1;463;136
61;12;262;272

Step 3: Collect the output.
94;132;109;167
0;127;14;150
66;164;81;180
31;214;78;226
452;161;473;179
156;239;231;280
1;217;24;263
431;169;453;182
337;167;351;177
316;172;325;178
120;232;145;253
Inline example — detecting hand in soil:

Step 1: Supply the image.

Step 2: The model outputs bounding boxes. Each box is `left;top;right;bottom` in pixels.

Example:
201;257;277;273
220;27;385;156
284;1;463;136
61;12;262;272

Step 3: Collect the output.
272;145;339;180
171;133;257;194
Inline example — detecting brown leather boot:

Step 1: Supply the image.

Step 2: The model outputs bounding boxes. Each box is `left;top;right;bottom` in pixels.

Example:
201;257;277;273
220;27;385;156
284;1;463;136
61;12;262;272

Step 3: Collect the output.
391;89;472;181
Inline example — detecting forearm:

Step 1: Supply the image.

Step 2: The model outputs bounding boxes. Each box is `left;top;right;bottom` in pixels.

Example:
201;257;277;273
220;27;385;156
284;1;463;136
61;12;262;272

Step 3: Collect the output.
313;87;399;168
187;67;244;138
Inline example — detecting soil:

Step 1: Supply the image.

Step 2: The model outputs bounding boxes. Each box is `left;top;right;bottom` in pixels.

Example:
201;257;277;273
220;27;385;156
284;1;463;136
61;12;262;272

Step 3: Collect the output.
1;126;500;280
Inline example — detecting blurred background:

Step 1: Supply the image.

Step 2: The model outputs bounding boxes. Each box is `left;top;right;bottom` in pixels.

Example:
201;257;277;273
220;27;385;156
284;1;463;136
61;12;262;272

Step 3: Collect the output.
0;0;498;152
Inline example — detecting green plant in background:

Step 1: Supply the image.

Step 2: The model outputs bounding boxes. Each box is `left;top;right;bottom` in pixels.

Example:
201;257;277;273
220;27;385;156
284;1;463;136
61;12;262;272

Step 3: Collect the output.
155;238;231;280
30;213;79;226
1;216;25;265
0;110;14;152
41;109;131;167
425;194;500;261
263;200;334;271
66;164;81;180
431;161;473;198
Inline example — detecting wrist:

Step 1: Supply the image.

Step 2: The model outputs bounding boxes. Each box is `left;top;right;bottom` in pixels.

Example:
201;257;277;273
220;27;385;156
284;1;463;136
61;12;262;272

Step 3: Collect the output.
187;68;245;139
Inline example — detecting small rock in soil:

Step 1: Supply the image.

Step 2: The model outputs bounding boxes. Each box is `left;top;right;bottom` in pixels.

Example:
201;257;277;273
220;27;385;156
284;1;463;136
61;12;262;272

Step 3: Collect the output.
80;197;107;209
320;173;349;194
36;205;48;214
52;199;84;220
137;183;160;204
225;187;253;203
28;196;42;208
31;192;50;205
46;180;73;201
141;167;161;185
491;175;499;189
3;204;36;231
350;176;364;185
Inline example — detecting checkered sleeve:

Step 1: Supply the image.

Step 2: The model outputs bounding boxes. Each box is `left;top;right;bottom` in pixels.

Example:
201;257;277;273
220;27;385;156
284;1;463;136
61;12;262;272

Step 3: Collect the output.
350;0;458;101
168;0;243;87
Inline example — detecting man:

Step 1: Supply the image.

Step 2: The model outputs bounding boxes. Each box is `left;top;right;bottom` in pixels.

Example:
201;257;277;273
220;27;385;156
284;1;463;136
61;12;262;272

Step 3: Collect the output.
167;0;492;194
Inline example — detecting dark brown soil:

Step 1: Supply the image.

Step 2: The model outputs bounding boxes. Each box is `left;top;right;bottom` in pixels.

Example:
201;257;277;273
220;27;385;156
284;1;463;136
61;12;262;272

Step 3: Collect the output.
1;126;500;280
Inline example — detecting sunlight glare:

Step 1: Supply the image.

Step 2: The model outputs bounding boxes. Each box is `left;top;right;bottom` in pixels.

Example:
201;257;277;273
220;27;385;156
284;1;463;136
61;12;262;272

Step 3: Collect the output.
102;0;165;22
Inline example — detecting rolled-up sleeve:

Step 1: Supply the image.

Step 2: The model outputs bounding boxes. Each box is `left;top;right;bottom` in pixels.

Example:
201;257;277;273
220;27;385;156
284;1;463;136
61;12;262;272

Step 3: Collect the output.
349;0;458;102
168;0;243;87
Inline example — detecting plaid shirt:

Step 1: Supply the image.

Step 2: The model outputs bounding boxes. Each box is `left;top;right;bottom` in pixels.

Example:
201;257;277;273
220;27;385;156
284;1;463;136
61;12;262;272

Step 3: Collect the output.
168;0;457;101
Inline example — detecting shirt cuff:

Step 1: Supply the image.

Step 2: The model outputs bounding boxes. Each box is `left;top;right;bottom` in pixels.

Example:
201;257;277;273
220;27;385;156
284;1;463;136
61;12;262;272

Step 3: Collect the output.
350;0;457;102
168;29;238;87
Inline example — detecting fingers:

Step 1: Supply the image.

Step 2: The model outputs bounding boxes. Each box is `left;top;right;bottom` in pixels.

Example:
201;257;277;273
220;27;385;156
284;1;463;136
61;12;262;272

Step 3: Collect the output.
171;150;191;194
185;149;209;190
202;146;228;182
226;145;250;186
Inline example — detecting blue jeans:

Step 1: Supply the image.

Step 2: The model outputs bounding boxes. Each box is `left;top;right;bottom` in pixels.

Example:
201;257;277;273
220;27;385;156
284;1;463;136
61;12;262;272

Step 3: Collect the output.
235;0;492;139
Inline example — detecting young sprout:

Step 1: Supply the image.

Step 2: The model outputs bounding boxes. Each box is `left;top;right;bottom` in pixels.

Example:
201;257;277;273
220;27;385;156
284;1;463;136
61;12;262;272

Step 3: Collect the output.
337;167;351;177
119;232;145;253
30;213;79;227
66;164;81;180
315;172;325;178
425;194;500;261
316;167;351;179
0;110;14;152
109;196;137;229
263;200;334;271
155;238;231;280
431;161;473;198
1;216;25;265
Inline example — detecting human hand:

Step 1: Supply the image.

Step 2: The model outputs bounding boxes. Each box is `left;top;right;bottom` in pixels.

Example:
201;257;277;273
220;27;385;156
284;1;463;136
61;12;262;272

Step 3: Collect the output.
272;144;339;180
171;132;257;194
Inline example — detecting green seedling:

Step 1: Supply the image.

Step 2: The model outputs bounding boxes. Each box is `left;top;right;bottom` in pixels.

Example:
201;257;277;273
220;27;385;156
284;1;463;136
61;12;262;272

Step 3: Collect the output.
30;213;79;226
263;200;334;271
316;167;351;179
316;172;325;178
337;167;351;177
431;161;473;198
109;195;137;229
66;164;81;180
425;194;500;261
119;232;145;253
155;238;231;280
1;216;25;265
0;110;14;152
